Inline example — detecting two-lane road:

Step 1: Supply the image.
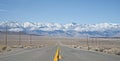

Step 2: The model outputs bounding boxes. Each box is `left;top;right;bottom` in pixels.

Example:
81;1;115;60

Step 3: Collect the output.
0;45;120;61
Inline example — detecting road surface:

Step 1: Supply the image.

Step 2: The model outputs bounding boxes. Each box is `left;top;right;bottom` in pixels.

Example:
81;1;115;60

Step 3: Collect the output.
0;45;120;61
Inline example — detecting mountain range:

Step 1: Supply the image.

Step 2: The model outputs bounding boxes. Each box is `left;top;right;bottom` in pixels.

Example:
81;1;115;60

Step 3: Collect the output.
0;21;120;37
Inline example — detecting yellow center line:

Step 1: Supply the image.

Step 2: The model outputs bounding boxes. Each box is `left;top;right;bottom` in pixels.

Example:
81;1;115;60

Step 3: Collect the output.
54;47;62;61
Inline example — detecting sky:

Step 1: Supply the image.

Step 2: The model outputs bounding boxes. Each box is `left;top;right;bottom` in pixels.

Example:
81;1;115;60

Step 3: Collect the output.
0;0;120;24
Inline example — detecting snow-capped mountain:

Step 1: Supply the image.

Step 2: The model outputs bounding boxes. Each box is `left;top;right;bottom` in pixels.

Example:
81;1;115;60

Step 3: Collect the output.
0;21;120;37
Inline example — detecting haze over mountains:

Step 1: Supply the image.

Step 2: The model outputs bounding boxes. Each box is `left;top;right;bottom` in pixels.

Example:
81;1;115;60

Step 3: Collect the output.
0;21;120;37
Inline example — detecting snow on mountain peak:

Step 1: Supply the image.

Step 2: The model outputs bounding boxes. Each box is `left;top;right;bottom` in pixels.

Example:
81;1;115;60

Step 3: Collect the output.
23;22;35;28
0;21;120;37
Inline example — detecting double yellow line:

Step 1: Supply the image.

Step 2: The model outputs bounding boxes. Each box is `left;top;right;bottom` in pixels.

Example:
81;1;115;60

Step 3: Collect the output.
54;47;62;61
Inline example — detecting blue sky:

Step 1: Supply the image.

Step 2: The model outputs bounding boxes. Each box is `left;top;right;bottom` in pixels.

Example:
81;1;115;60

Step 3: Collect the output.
0;0;120;24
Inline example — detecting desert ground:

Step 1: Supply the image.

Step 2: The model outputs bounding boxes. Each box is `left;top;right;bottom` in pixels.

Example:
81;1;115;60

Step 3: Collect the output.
0;33;120;55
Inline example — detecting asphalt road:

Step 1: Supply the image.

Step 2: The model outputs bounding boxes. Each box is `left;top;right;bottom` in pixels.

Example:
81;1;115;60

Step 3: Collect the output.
0;45;120;61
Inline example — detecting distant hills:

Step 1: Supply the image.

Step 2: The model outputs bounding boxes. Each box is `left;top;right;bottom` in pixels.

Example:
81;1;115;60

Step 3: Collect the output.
0;21;120;37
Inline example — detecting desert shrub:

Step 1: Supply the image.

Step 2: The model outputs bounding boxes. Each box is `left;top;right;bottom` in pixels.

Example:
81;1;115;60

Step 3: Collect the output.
115;52;120;55
88;47;92;50
99;48;104;52
24;45;32;48
79;46;82;49
112;48;120;55
94;48;105;52
103;48;120;55
38;45;42;48
0;50;2;52
18;45;24;48
11;46;17;48
72;45;77;48
74;46;77;48
93;48;99;51
94;49;98;51
7;48;12;51
2;46;7;51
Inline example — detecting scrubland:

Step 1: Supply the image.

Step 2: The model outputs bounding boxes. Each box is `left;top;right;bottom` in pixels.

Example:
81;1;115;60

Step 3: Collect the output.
0;33;120;56
60;38;120;56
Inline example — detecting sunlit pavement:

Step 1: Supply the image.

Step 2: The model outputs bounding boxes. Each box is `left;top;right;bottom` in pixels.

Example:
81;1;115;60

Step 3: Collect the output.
0;45;120;61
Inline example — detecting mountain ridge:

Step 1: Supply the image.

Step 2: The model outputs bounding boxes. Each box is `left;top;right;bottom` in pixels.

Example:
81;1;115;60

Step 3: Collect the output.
0;21;120;37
